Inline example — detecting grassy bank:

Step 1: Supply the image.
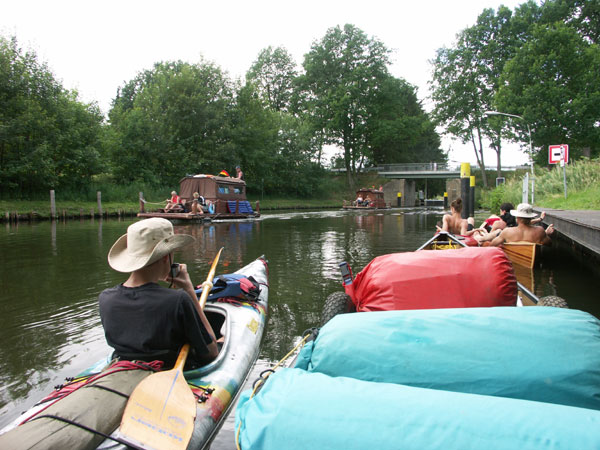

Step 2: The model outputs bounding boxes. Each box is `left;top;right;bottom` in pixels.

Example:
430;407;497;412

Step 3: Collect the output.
0;172;389;220
480;157;600;212
0;197;347;220
5;159;596;220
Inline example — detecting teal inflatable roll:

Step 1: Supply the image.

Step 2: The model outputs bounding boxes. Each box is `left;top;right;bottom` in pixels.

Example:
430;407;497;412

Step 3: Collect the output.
235;368;600;450
296;307;600;410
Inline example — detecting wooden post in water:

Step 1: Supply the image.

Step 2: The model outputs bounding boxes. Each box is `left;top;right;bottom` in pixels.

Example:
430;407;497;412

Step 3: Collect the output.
255;201;260;214
460;163;470;220
97;192;102;216
469;175;476;218
50;190;56;221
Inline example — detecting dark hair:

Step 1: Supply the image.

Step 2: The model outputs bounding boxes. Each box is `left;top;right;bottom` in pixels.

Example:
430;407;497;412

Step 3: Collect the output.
500;202;514;213
451;198;463;213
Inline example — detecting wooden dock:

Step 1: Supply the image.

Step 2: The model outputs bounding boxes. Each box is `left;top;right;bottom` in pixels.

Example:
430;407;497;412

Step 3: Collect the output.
537;209;600;260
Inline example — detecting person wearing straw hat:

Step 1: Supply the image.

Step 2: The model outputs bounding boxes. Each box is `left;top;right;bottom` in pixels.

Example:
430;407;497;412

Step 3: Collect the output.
98;218;218;368
487;203;554;247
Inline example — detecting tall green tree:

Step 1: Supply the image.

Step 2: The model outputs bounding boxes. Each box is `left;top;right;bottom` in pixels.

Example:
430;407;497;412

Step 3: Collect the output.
496;22;600;162
0;35;104;197
430;6;519;186
300;24;390;186
108;60;235;185
367;75;444;165
246;46;298;112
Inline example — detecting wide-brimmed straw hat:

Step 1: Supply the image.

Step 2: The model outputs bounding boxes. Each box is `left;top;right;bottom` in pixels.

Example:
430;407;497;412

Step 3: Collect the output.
108;218;194;272
510;203;538;219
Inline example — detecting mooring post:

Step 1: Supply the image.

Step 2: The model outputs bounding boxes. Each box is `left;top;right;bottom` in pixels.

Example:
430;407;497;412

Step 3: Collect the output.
97;191;102;216
50;190;56;221
397;192;402;207
469;175;476;218
460;163;470;220
139;192;145;213
256;201;260;214
443;192;448;209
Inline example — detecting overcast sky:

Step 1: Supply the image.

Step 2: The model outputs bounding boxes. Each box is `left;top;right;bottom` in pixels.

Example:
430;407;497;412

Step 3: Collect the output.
2;0;531;167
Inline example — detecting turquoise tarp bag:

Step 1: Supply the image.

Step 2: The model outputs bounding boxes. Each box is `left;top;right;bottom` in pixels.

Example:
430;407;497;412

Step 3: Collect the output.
235;368;600;450
295;307;600;410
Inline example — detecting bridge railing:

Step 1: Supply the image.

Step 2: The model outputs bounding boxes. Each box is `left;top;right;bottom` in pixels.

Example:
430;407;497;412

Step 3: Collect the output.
378;162;450;172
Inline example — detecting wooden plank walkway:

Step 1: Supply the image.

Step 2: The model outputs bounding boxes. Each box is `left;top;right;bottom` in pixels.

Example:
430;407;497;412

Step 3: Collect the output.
536;208;600;258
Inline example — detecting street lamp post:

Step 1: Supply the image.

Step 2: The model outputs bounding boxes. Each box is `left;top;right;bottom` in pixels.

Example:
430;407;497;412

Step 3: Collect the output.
484;111;535;204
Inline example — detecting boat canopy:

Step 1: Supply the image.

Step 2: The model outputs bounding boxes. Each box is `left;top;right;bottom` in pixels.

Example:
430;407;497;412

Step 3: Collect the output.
179;175;246;202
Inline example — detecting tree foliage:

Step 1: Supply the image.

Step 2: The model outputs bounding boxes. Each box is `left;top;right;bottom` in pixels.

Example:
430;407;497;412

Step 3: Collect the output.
368;76;444;165
246;46;298;112
430;0;600;173
0;36;105;197
108;60;235;185
3;25;445;198
300;24;390;185
497;21;600;163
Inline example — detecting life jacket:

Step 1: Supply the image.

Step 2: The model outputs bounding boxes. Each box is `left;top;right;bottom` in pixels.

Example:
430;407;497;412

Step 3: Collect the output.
195;274;260;301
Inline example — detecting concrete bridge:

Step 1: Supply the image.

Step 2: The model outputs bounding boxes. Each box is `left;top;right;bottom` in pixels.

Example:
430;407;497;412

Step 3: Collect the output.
377;163;460;179
334;162;527;207
371;162;462;207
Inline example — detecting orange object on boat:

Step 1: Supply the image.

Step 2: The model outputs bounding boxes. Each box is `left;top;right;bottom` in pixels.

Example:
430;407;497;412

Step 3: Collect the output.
348;247;517;312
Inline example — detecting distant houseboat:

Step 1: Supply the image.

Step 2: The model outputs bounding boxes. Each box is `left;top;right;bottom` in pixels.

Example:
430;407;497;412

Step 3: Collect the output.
138;174;260;221
343;188;389;210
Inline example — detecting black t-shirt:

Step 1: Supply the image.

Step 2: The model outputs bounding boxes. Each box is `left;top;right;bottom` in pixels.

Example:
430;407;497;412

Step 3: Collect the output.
98;283;212;368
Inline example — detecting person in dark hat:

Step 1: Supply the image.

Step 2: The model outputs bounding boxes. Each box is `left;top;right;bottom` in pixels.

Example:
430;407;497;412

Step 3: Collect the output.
98;218;218;368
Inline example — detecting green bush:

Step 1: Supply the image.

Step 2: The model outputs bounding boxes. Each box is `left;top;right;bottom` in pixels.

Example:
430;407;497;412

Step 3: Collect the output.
480;157;600;211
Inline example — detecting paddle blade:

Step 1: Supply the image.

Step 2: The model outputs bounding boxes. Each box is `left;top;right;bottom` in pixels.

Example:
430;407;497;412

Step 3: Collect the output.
120;368;196;450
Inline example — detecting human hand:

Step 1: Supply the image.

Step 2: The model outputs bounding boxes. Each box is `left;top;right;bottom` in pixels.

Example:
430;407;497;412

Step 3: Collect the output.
540;211;546;220
166;263;194;290
546;224;554;235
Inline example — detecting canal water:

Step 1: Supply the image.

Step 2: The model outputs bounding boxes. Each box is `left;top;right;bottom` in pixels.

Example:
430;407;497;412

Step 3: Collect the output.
1;209;599;447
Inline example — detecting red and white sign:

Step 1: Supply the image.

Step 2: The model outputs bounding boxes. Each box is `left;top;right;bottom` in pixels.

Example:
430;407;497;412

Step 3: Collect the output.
549;144;569;164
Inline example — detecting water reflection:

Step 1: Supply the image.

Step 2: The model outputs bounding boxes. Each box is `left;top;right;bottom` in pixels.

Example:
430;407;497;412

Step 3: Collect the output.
1;209;599;445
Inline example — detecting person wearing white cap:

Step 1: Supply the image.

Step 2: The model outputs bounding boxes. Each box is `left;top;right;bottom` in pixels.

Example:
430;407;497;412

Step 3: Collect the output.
98;218;218;368
487;203;554;247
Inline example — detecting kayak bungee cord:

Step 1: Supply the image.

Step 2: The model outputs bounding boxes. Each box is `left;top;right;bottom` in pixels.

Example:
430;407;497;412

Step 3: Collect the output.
20;360;163;426
235;328;319;450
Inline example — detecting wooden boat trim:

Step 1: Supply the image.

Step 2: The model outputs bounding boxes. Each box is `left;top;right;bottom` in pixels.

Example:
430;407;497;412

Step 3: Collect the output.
502;241;538;269
417;232;466;250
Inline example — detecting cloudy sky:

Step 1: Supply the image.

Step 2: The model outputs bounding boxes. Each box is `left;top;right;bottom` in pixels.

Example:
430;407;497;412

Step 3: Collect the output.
2;0;531;167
